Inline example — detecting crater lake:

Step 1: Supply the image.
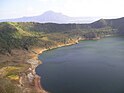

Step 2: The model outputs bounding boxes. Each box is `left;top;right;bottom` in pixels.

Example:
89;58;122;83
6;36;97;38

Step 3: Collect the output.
36;36;124;93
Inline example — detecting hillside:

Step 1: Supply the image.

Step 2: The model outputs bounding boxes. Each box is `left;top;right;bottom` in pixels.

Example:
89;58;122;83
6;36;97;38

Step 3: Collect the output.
0;17;124;93
91;17;124;34
0;22;115;54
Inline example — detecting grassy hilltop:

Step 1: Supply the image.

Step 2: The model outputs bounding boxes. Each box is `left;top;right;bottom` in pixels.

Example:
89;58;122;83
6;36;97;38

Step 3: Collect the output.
0;21;115;54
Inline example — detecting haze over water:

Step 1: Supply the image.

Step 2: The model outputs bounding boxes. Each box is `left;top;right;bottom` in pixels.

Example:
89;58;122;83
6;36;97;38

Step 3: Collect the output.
36;36;124;93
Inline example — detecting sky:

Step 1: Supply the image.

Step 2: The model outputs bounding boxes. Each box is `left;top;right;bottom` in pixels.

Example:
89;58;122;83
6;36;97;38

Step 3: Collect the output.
0;0;124;19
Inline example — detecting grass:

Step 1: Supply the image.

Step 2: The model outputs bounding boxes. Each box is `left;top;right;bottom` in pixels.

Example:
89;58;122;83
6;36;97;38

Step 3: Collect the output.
7;74;19;80
0;78;21;93
0;64;29;77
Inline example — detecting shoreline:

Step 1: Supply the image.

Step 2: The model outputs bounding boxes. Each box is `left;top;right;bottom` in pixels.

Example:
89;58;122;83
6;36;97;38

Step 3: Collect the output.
32;40;80;93
33;35;113;92
0;36;110;93
0;38;81;93
33;37;101;92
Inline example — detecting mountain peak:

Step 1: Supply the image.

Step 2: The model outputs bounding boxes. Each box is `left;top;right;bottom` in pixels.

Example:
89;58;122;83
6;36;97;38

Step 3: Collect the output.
43;10;57;14
41;10;63;16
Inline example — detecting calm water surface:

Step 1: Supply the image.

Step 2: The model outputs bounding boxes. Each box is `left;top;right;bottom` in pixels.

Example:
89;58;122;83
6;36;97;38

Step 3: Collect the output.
36;36;124;93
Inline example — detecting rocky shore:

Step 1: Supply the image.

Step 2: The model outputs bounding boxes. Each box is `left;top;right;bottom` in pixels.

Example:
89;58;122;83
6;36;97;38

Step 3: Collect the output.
0;38;80;93
0;36;102;93
0;48;47;93
25;39;81;93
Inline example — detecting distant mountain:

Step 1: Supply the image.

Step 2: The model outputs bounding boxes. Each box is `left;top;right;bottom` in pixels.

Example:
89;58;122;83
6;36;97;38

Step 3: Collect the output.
0;11;100;23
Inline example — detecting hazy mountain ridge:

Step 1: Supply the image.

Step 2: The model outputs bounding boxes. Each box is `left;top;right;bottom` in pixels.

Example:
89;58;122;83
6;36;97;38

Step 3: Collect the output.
0;11;101;23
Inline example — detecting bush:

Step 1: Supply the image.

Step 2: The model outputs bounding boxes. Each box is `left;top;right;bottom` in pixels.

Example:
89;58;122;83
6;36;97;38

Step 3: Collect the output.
0;78;21;93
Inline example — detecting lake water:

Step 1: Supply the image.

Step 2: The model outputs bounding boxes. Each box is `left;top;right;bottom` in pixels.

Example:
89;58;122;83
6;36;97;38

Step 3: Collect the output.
36;36;124;93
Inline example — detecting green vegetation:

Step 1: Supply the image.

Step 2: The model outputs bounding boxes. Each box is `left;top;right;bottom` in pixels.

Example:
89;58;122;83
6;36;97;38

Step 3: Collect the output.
1;17;124;54
0;21;115;54
0;17;124;93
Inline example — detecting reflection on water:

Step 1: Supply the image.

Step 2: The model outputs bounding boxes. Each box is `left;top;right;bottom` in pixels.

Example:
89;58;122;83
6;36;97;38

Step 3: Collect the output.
36;36;124;93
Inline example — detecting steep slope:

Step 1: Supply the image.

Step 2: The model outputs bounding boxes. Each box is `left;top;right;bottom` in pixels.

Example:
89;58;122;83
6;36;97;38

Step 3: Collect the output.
90;17;124;34
90;19;108;28
3;16;124;55
0;21;115;54
106;17;124;34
